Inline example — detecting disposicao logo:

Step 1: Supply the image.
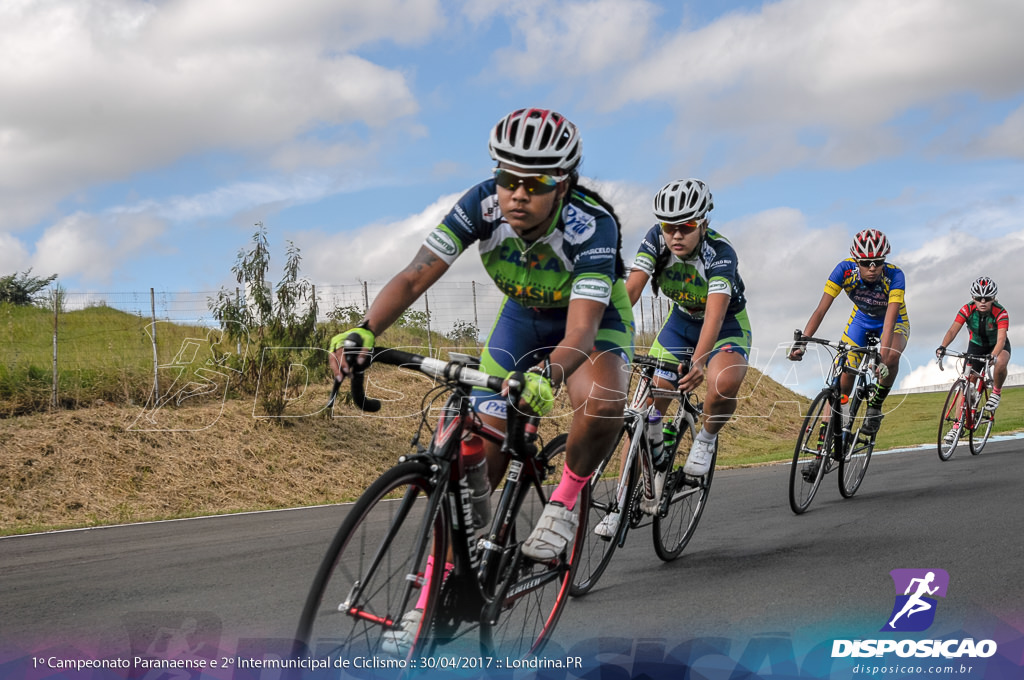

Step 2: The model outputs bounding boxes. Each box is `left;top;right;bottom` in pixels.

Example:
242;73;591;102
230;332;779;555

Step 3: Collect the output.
831;568;998;659
883;568;949;632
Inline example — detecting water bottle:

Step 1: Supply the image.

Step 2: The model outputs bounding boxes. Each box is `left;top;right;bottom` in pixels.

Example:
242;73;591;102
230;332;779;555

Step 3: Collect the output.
662;422;678;452
461;435;490;529
647;409;666;470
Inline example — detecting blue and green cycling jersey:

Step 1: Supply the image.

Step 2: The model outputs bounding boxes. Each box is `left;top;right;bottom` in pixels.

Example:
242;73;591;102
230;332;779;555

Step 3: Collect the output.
424;178;621;308
631;225;747;319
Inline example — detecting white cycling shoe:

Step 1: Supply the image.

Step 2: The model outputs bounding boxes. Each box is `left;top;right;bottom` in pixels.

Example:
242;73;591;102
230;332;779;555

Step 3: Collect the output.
522;502;577;561
380;608;422;657
683;437;716;476
593;511;620;538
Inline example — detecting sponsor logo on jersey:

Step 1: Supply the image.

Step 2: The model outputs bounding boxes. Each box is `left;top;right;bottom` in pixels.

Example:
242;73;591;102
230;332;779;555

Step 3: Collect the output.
427;228;459;257
452;204;473;231
481;195;500;223
572;278;611;300
563;204;597;245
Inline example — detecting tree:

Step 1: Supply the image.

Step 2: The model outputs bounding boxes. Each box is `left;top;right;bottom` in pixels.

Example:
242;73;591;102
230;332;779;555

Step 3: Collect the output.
0;269;58;306
208;223;324;416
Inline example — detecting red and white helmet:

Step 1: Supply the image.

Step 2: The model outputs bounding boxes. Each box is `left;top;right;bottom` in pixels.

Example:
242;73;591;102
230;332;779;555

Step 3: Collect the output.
488;108;582;172
970;276;998;299
652;178;714;222
850;229;891;259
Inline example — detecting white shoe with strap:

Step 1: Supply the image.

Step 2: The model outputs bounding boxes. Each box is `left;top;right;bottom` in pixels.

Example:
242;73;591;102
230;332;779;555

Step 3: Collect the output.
683;437;716;476
522;502;577;562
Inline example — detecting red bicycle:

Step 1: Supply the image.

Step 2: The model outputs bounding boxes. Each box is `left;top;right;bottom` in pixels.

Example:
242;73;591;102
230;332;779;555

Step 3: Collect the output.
937;350;995;460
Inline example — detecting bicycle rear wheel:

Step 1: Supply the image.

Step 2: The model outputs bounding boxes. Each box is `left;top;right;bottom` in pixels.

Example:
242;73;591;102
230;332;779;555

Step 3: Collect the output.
969;383;994;455
296;461;447;664
790;390;833;514
479;434;585;658
653;415;710;561
570;427;635;596
839;395;874;498
937;381;967;461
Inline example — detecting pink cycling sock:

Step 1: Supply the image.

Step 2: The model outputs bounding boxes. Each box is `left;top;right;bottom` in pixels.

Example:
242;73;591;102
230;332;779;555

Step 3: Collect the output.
548;464;591;511
415;556;454;610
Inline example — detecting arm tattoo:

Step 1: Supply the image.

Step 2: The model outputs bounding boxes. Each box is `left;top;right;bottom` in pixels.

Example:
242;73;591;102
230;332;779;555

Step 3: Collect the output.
406;248;441;275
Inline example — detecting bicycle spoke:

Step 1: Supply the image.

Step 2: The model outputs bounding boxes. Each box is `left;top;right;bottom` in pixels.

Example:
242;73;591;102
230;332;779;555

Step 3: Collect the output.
790;391;833;514
296;462;446;664
653;417;711;561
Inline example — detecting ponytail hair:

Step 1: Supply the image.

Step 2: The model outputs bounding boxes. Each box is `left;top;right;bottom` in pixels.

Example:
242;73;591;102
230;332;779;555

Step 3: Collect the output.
569;176;627;279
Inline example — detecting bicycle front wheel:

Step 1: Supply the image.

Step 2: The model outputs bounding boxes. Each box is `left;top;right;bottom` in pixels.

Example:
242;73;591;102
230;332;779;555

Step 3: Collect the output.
653;416;710;561
296;461;447;664
937;381;967;461
480;434;585;659
571;427;635;597
969;384;994;455
790;390;833;514
839;395;874;498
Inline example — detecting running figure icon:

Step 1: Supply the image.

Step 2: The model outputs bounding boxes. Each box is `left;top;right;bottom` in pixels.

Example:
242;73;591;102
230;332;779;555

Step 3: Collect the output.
888;572;939;628
883;568;949;632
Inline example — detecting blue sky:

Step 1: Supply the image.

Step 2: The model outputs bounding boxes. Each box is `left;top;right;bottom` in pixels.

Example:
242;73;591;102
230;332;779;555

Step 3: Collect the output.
3;0;1024;394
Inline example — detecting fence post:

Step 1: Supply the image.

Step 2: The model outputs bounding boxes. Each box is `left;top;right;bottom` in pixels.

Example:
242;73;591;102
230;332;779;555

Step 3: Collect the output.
51;293;58;410
472;281;480;350
150;288;159;402
424;292;433;355
363;281;369;312
236;287;242;355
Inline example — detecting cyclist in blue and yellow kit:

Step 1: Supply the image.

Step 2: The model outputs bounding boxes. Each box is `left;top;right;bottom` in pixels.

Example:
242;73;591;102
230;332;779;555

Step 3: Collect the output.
789;229;909;435
329;109;634;642
598;179;750;536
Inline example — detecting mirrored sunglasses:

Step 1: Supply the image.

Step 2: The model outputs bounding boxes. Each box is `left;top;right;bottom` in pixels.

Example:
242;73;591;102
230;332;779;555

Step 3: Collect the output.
660;220;702;235
857;258;885;269
493;168;565;195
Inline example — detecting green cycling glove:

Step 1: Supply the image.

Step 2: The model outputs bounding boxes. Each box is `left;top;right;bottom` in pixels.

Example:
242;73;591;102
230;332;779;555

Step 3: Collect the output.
518;371;554;417
329;327;375;353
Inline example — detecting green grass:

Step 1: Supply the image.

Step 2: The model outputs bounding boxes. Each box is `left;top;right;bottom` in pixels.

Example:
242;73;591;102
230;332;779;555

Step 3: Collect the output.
870;385;1024;453
0;302;220;414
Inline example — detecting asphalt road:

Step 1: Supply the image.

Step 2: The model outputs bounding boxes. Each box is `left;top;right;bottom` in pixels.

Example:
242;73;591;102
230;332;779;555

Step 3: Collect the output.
3;437;1022;666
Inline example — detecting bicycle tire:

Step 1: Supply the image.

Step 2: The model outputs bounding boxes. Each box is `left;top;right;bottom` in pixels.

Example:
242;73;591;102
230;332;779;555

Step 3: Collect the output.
839;393;874;498
790;390;833;514
937;381;967;461
295;461;447;664
969;382;994;455
653;415;710;561
570;427;635;597
479;434;585;658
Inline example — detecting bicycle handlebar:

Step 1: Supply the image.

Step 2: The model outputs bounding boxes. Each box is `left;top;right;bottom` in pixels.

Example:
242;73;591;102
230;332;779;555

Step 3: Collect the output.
936;349;993;373
338;342;508;412
631;353;693;376
792;329;880;354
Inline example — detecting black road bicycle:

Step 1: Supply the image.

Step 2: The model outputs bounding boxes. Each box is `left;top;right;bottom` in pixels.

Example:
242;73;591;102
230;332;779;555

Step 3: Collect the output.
789;331;882;514
571;354;713;596
295;345;585;664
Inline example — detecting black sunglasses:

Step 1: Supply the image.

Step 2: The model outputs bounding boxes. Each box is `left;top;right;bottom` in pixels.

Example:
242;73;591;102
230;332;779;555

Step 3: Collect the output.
973;296;994;303
857;258;885;269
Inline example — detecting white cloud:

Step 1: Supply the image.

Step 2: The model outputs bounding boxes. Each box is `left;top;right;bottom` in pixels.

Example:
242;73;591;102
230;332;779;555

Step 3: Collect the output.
0;0;440;229
604;0;1024;175
32;212;167;284
479;0;658;81
0;233;30;274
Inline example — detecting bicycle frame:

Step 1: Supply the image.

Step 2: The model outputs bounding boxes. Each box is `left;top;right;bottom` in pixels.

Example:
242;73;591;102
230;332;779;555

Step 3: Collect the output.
939;351;994;431
606;356;700;535
339;346;568;646
805;334;882;457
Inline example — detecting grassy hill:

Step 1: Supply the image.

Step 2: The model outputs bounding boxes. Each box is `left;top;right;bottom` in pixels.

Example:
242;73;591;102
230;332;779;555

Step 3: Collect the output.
3;352;1021;536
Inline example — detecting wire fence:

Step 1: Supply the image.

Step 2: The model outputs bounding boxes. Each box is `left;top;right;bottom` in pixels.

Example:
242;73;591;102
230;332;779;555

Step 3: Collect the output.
1;282;675;411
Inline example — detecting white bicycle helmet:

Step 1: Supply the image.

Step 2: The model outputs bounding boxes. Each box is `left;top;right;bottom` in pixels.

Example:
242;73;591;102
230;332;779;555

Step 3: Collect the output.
970;276;998;299
850;229;891;259
488;108;582;172
652;179;713;222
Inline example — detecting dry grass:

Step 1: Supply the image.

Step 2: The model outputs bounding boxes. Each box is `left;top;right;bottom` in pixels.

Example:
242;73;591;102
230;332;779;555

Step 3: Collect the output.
0;362;807;536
